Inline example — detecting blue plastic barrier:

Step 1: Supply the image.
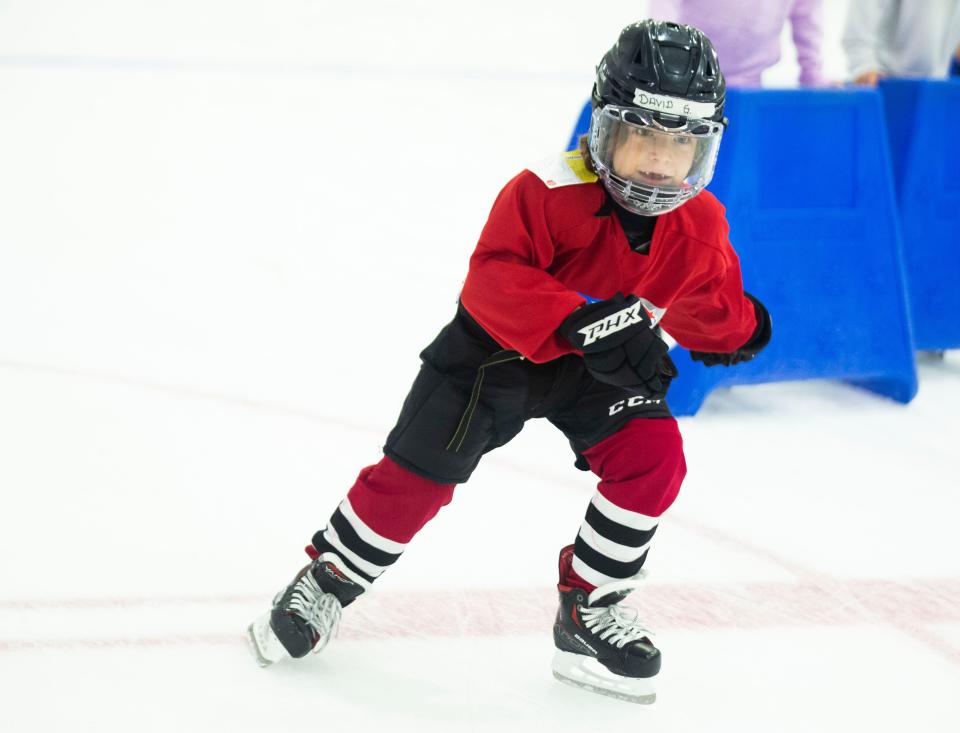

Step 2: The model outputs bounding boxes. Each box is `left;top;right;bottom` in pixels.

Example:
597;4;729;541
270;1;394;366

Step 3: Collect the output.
566;90;918;414
879;80;960;351
566;100;592;150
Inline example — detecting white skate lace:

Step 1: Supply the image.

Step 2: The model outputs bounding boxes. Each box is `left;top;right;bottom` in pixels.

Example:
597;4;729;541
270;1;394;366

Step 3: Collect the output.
287;569;342;654
580;576;654;648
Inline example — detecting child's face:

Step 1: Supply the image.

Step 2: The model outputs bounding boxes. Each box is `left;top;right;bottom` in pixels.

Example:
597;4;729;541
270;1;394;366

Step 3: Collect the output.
611;126;698;188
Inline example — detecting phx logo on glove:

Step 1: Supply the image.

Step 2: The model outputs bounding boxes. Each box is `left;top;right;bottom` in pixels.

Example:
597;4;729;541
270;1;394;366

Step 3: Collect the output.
578;300;650;347
577;300;650;346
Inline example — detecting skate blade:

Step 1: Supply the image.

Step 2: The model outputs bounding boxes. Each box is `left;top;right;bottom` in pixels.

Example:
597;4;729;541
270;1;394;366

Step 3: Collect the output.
246;613;289;668
551;650;656;705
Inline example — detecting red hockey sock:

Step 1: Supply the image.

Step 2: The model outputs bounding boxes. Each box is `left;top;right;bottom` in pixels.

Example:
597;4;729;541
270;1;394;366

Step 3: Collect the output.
345;456;456;544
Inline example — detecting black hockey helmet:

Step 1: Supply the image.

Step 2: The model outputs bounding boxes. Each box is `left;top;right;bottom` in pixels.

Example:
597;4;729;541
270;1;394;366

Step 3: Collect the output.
592;19;726;126
586;20;727;215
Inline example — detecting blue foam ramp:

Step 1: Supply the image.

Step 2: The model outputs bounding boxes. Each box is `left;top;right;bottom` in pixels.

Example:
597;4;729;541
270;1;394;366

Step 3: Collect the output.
564;90;918;414
879;80;960;351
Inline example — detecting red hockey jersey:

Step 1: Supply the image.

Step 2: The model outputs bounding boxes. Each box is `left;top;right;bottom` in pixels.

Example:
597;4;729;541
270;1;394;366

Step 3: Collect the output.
460;159;758;363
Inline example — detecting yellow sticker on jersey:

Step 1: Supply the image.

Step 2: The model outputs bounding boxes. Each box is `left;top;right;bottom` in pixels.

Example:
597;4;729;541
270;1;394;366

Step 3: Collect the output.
529;151;599;189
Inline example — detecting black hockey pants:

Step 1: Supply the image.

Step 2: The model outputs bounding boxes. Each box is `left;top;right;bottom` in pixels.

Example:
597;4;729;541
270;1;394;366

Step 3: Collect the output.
383;303;675;485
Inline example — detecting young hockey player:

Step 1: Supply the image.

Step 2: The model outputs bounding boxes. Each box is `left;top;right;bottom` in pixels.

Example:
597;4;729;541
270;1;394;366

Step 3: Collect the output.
248;19;771;704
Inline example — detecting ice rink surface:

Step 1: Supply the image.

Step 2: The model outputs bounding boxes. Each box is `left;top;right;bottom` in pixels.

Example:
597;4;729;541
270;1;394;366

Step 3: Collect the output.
1;2;958;731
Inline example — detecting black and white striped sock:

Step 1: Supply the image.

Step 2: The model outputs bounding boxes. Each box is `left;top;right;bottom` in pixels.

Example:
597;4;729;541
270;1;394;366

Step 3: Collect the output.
572;491;659;588
311;498;407;590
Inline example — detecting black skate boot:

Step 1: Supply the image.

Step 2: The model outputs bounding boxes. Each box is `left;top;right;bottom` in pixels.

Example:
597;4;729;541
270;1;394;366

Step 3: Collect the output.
551;545;660;704
247;549;365;667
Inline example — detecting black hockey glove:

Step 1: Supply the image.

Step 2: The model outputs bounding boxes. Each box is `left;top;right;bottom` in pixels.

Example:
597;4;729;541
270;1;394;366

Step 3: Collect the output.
690;293;772;367
559;293;670;394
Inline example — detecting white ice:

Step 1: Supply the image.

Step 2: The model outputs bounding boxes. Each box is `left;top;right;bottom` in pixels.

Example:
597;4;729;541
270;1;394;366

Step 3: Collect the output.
1;2;958;731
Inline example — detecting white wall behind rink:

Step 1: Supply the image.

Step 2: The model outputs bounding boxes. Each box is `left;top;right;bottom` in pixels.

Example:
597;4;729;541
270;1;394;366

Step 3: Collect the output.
0;0;852;84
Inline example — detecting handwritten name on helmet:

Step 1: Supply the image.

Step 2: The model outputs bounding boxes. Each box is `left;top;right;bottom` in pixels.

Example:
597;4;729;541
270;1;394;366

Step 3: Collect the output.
578;300;649;346
631;89;717;120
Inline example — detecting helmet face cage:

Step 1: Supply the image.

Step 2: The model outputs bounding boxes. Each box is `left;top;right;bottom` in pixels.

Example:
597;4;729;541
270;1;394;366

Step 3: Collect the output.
588;105;723;216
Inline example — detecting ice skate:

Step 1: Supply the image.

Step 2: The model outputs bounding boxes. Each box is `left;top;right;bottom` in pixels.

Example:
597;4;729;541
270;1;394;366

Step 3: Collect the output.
247;553;364;667
552;546;659;704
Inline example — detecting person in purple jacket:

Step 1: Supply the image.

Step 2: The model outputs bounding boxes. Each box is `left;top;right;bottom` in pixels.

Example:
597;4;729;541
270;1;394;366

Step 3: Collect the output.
648;0;825;87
